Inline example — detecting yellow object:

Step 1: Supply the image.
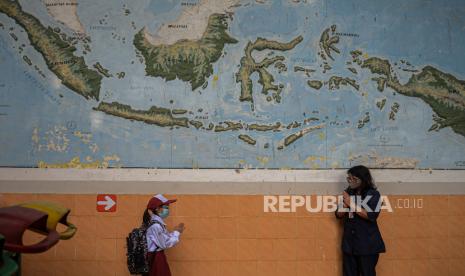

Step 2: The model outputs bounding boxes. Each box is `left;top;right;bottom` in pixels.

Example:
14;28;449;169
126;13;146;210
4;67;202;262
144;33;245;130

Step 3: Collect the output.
17;201;77;240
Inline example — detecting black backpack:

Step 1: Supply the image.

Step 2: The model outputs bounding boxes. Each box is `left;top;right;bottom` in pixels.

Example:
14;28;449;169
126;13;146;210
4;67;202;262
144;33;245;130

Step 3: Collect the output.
126;222;159;274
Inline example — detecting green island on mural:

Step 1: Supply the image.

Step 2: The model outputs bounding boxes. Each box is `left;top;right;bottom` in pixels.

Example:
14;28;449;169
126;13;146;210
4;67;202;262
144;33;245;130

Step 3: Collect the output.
236;35;303;106
92;101;326;150
0;0;102;100
133;13;238;91
359;56;465;136
93;101;189;128
0;0;465;169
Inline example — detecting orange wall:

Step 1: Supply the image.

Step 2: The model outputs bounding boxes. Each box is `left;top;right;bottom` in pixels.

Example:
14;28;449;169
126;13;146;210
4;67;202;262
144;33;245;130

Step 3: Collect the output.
1;194;465;276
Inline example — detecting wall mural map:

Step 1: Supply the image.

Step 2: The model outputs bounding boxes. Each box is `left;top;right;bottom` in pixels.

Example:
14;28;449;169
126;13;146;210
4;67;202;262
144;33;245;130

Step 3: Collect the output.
1;0;465;169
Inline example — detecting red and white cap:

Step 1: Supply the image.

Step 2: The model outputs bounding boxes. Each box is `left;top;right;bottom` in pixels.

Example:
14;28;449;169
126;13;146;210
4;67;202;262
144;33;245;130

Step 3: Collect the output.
147;194;177;210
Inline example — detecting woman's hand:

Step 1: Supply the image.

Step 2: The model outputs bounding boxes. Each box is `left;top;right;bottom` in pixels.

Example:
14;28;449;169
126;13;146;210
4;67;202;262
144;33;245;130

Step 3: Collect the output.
343;191;351;208
335;192;350;219
174;223;185;233
342;192;371;220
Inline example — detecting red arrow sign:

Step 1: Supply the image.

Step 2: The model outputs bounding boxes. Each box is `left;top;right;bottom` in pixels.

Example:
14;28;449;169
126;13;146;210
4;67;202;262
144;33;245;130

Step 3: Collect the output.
97;194;117;212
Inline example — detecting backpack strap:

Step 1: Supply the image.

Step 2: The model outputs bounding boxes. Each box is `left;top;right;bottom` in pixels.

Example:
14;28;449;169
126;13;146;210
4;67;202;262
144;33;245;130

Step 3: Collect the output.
144;220;163;229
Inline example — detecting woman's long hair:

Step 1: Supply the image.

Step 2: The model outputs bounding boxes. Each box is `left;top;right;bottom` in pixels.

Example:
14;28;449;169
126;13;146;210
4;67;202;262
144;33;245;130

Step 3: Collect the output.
142;209;152;228
347;165;376;191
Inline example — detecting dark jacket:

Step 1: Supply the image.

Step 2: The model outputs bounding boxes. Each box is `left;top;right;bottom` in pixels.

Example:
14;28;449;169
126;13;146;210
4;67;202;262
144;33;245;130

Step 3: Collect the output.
337;187;386;255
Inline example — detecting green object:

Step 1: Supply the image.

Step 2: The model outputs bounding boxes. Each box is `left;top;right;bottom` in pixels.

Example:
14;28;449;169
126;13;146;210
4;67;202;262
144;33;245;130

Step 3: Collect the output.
0;234;19;276
0;252;18;276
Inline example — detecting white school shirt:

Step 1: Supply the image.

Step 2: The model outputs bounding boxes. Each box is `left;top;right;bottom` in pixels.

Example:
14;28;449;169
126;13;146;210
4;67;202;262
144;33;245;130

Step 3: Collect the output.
146;215;180;252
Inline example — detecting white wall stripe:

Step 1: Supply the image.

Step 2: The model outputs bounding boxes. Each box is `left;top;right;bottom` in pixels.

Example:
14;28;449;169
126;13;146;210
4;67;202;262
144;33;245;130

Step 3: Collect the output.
1;168;464;195
1;168;464;182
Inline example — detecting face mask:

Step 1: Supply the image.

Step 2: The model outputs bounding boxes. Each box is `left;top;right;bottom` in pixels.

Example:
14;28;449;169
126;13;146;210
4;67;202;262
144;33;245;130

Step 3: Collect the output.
158;207;169;218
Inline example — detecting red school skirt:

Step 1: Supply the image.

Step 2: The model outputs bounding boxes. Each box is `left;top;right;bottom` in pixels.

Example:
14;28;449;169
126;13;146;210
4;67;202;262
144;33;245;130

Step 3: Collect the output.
146;250;171;276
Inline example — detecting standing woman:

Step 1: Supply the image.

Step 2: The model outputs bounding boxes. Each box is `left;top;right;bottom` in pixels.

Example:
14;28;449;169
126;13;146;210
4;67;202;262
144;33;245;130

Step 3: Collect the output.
336;165;385;276
143;194;185;276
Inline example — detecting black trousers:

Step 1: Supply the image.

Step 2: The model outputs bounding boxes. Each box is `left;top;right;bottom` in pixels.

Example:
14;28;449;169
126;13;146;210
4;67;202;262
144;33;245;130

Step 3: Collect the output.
343;253;379;276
